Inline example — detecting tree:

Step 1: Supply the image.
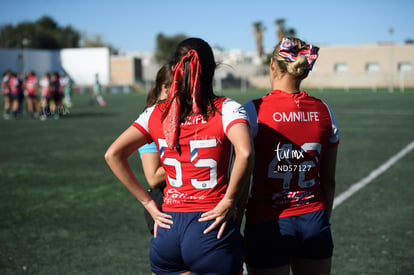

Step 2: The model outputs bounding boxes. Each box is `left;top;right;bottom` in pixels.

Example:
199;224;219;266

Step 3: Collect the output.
0;15;80;49
253;21;265;59
275;19;286;41
154;33;187;64
81;32;118;55
275;18;296;42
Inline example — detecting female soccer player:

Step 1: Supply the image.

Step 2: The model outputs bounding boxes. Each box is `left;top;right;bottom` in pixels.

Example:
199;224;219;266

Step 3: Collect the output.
243;37;340;275
91;73;106;107
9;72;22;119
25;71;41;118
2;70;12;119
105;37;254;275
39;72;51;120
139;63;172;235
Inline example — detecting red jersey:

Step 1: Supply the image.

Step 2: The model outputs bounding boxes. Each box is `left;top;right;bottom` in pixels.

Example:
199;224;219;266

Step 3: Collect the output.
25;75;37;95
9;77;19;95
244;90;339;223
133;97;249;212
2;75;10;95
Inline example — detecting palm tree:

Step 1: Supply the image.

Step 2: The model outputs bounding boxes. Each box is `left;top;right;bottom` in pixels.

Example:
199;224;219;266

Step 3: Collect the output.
253;22;265;59
275;19;286;41
275;18;296;41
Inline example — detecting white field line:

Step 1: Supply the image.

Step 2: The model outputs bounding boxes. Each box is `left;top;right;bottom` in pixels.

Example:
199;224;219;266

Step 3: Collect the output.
333;140;414;209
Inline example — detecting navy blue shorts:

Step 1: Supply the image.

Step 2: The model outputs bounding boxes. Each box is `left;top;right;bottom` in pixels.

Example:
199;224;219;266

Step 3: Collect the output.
10;93;20;100
243;209;333;268
150;212;243;275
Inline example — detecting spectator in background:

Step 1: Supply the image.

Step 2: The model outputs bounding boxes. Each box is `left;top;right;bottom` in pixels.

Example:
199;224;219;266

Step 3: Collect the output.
25;71;41;118
9;72;22;119
61;73;73;108
39;72;51;120
2;70;12;120
90;73;106;107
17;73;25;116
50;72;62;119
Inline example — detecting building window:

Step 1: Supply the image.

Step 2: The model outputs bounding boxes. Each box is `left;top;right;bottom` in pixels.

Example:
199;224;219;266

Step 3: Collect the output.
334;63;348;73
398;62;412;73
366;63;380;73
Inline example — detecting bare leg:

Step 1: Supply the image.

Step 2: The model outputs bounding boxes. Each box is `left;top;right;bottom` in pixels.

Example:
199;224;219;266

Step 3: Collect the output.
12;99;19;118
27;97;33;114
3;96;11;119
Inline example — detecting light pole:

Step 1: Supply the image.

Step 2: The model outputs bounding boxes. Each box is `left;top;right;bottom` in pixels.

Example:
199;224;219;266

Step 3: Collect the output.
388;28;394;93
22;38;30;75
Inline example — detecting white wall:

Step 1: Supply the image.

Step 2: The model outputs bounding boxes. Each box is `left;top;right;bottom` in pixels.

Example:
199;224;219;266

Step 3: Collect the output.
60;48;110;85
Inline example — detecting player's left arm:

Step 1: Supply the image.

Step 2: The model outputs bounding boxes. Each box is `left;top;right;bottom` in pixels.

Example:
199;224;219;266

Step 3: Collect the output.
319;145;338;218
199;122;254;238
141;152;166;189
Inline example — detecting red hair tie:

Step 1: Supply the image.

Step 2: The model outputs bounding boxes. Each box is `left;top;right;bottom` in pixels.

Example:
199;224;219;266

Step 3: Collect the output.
162;50;202;149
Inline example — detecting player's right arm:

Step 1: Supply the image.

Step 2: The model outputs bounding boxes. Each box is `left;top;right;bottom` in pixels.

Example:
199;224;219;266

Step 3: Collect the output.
105;126;173;230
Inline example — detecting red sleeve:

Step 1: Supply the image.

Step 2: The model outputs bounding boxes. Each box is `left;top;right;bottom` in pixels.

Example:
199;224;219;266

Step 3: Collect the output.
225;119;249;135
132;122;152;144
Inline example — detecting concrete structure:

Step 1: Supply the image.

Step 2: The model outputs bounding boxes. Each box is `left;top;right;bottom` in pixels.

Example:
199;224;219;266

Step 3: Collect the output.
216;43;414;91
110;56;142;85
304;43;414;91
0;47;110;86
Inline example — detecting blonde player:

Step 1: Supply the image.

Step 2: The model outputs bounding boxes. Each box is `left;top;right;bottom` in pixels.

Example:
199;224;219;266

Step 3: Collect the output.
243;37;340;275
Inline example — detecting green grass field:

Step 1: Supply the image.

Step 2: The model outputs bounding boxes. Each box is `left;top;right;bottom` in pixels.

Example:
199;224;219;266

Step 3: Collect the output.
1;89;413;274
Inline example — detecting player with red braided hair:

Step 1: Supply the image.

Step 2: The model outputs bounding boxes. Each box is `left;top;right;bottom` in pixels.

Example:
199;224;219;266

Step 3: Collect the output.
105;37;254;275
243;37;340;275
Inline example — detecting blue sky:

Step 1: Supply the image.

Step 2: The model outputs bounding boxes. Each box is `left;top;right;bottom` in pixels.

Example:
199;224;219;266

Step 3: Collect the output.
1;0;413;52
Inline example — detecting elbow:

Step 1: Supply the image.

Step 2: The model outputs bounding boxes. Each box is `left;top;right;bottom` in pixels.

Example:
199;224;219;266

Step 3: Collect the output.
145;175;158;189
104;149;113;166
146;170;166;189
238;146;255;168
104;147;118;166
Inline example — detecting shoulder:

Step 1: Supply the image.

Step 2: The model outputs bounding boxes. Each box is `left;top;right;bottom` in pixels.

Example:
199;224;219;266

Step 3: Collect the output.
136;105;157;122
134;105;158;130
301;91;325;105
219;97;249;134
220;97;247;117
